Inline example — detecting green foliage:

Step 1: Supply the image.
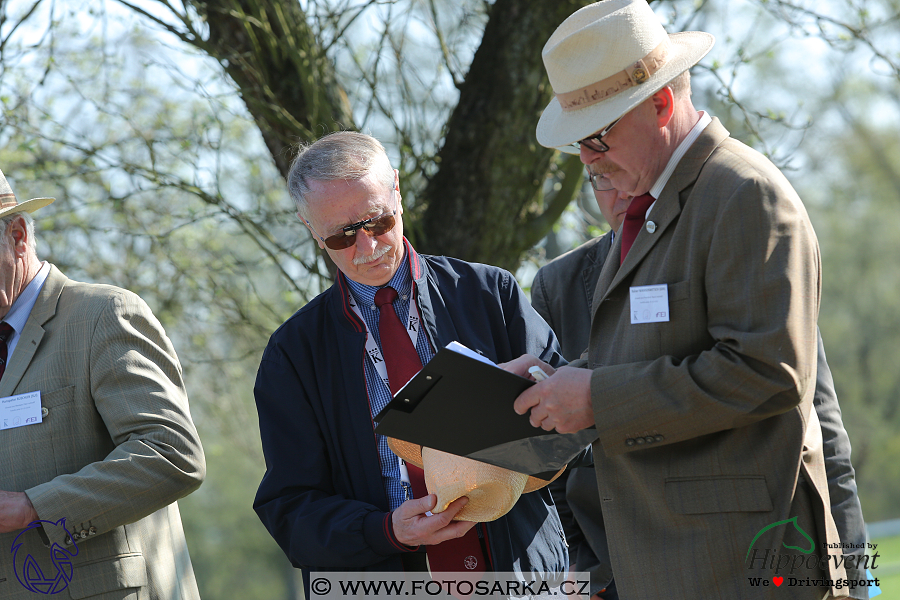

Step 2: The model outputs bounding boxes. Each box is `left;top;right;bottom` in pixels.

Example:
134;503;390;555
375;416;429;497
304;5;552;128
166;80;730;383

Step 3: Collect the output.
809;117;900;522
872;534;900;598
2;2;900;599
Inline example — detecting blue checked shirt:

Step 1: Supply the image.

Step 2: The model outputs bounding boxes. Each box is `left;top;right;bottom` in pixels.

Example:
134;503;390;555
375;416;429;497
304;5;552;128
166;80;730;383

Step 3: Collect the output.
345;256;435;511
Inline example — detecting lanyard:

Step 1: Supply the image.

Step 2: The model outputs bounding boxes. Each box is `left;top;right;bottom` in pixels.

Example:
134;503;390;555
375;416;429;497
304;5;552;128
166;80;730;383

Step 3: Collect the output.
347;288;421;391
349;288;422;489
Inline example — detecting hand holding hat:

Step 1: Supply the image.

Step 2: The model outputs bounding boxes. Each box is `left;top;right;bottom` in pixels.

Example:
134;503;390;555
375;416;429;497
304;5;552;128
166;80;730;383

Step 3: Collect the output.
389;438;564;522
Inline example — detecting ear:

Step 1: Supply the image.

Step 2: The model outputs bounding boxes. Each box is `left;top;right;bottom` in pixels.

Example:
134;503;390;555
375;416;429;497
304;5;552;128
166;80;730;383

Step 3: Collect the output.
8;216;29;256
393;169;403;216
651;87;675;128
300;213;326;249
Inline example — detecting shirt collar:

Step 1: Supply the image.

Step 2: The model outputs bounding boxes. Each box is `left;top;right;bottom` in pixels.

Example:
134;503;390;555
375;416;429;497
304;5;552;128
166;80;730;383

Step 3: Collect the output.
649;110;712;200
4;261;51;332
345;251;413;308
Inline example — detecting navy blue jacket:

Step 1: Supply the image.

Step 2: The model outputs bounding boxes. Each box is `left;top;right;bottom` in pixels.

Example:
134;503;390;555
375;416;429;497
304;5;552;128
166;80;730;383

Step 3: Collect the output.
253;240;568;587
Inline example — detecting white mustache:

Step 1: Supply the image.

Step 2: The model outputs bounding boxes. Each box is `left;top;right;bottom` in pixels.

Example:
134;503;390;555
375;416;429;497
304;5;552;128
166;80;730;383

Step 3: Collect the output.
353;244;392;266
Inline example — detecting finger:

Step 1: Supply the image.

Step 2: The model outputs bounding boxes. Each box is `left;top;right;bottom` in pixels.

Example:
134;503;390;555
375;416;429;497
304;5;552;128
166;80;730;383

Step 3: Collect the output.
430;519;477;545
530;412;548;428
396;494;436;520
513;386;542;415
498;354;540;377
441;519;477;541
431;496;468;525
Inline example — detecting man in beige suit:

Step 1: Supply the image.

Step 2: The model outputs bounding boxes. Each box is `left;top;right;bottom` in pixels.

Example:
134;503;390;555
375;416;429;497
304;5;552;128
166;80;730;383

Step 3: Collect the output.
506;1;861;598
0;168;205;599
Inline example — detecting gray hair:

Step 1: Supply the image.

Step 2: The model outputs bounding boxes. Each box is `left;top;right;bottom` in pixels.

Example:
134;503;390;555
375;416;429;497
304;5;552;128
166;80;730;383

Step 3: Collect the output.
287;131;395;220
0;211;37;256
666;69;692;98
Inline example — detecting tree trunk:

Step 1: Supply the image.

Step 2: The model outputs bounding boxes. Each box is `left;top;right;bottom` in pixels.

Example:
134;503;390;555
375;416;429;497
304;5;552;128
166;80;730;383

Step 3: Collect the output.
187;0;355;178
417;0;593;269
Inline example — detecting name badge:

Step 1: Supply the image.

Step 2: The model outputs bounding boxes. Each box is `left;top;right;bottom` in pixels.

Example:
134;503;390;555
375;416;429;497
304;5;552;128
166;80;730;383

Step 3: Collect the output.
629;284;670;324
0;391;43;430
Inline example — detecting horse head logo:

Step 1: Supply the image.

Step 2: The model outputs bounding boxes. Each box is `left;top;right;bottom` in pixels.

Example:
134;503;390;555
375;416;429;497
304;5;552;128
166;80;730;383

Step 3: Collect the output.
11;517;79;594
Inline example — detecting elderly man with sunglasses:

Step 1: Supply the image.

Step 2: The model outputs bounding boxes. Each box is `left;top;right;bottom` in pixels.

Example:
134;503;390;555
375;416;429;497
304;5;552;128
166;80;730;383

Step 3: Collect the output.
503;1;861;598
252;132;569;595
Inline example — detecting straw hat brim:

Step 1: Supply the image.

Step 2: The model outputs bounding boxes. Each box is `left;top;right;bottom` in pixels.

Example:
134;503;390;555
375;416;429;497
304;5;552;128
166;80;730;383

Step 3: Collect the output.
0;197;55;219
388;437;564;494
536;31;714;150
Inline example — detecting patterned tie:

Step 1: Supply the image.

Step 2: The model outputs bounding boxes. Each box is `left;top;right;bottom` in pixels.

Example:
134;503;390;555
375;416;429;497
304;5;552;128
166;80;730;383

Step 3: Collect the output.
0;322;14;381
620;193;656;265
374;287;487;574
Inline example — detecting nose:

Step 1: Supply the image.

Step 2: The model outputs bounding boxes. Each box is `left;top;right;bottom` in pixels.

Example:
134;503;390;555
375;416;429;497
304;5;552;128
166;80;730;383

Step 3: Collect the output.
579;144;603;165
354;228;378;254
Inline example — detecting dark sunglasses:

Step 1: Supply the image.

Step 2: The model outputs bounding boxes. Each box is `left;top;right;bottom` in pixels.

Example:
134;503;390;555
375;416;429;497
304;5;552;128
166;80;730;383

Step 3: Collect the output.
308;210;397;250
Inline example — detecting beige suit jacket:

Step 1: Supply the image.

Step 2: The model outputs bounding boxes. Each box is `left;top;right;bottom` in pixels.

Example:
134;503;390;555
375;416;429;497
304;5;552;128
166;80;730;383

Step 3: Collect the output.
583;119;845;598
0;266;205;600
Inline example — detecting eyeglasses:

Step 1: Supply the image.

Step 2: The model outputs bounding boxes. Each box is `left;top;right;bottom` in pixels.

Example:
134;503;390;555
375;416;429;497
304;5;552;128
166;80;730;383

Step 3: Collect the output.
306;190;398;250
587;168;615;192
573;117;622;154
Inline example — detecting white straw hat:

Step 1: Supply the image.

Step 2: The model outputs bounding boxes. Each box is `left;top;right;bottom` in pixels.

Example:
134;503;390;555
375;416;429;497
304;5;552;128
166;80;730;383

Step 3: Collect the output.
388;438;564;522
536;0;714;149
0;168;55;219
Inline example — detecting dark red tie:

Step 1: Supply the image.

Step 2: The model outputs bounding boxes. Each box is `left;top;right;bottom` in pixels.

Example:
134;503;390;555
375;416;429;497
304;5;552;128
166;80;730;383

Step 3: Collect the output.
374;287;487;575
620;193;656;265
0;322;14;381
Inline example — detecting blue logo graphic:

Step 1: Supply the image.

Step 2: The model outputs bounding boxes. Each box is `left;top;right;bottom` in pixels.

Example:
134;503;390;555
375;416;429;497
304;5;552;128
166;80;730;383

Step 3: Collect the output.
11;518;79;594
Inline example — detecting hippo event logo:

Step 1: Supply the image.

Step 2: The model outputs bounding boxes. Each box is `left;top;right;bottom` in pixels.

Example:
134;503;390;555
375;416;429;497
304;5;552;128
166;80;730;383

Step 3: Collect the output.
11;518;79;594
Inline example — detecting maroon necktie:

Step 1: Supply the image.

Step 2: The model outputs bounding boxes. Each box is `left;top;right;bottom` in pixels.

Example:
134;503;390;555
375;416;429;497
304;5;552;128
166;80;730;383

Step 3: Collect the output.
374;287;487;575
0;322;14;381
620;193;656;265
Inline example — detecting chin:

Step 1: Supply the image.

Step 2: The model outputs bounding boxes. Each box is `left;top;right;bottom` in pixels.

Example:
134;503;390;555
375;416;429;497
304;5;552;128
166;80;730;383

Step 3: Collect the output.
363;263;395;286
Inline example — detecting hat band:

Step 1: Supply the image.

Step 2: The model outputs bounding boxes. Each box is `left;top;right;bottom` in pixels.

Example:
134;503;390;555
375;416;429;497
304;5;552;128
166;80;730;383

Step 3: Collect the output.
556;41;670;113
0;194;17;209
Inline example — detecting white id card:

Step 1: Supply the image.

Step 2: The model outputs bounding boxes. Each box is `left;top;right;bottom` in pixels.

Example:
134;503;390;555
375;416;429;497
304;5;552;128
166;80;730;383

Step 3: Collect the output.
629;284;670;324
0;390;42;430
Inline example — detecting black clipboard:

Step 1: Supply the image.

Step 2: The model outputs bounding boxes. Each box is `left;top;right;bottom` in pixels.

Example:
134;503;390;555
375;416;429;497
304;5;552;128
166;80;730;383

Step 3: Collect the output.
374;346;597;480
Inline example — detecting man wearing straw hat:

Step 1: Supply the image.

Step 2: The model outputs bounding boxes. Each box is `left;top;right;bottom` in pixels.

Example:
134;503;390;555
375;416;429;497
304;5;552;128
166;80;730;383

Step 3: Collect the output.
504;0;854;597
0;169;205;599
253;131;570;595
534;184;869;598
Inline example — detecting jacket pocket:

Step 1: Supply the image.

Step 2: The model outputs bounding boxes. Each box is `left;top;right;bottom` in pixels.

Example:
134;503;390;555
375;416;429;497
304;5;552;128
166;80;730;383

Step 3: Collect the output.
665;475;772;514
66;553;147;599
667;279;691;302
41;384;75;412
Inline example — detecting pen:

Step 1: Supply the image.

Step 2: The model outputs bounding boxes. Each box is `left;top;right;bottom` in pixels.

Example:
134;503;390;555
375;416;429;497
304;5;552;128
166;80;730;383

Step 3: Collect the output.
528;365;550;382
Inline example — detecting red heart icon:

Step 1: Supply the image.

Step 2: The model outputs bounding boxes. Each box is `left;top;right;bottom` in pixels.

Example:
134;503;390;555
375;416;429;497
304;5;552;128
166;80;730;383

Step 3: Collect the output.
773;577;783;587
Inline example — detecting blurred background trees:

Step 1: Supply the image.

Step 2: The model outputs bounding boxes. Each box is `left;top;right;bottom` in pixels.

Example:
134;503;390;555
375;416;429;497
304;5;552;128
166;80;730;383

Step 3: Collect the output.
1;0;899;597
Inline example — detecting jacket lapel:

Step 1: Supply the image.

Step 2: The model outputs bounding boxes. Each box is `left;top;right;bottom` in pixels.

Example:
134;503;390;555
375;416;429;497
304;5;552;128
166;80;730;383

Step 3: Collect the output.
591;118;730;320
581;233;614;314
0;265;66;397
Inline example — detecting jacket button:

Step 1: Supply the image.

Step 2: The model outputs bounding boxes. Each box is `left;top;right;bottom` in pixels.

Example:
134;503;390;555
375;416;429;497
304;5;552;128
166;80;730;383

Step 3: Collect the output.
41;407;49;417
635;437;645;445
80;530;89;538
646;221;657;233
65;536;73;545
655;435;664;442
625;438;635;446
89;526;97;535
644;436;655;444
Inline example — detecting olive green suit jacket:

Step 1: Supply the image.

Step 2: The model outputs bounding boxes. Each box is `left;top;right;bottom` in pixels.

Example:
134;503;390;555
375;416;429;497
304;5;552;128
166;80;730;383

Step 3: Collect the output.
578;119;846;599
0;266;205;600
534;231;867;598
